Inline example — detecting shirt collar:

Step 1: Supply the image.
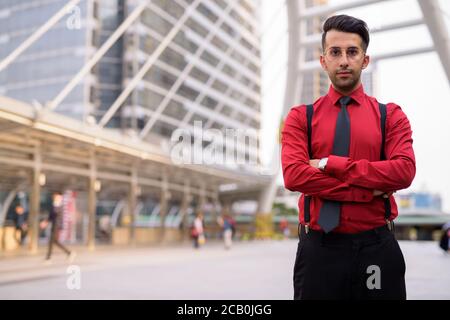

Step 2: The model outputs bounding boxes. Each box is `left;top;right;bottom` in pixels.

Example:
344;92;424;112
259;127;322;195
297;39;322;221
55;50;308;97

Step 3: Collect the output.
327;83;365;106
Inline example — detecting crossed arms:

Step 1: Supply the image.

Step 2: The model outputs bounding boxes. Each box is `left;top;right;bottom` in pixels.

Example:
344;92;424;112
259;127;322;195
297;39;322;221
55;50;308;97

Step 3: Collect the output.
281;104;416;203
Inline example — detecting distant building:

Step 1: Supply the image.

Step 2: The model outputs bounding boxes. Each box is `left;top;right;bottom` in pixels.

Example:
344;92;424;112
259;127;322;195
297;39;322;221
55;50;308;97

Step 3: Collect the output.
395;192;443;214
394;191;449;241
274;186;299;211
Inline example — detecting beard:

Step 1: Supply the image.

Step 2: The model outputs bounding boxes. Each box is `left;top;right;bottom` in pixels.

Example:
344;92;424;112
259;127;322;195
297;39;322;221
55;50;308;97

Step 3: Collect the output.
329;70;362;93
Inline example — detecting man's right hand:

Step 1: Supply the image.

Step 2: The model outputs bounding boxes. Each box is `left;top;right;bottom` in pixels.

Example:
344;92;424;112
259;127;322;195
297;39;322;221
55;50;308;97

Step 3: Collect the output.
373;190;395;197
373;190;384;196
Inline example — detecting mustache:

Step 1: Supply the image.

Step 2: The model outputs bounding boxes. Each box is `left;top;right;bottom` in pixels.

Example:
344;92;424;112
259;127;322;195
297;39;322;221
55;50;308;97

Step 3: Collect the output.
336;70;353;74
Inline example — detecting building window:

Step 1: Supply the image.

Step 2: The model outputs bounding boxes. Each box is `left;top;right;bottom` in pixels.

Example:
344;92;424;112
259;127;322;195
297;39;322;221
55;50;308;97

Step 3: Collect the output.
162;100;188;120
177;84;200;100
189;67;210;83
201;50;220;67
186;17;208;37
201;96;218;109
197;3;218;23
212;79;228;92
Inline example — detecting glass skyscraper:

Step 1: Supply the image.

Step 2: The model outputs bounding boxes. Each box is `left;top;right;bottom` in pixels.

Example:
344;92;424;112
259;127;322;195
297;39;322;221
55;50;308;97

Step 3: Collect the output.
0;0;262;162
0;0;91;119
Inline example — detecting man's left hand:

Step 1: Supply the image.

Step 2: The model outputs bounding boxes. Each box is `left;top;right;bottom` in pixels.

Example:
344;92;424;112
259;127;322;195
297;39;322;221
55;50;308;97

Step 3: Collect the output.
309;159;320;168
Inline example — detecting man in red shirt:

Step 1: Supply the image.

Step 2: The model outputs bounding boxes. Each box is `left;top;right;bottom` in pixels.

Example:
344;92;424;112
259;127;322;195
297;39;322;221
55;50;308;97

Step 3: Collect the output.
281;15;415;300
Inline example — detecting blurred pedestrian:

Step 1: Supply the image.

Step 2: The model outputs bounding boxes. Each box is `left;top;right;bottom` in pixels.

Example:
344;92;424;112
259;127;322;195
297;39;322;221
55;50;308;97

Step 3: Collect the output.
279;217;290;240
218;214;235;250
98;214;111;241
191;213;205;249
13;204;28;245
45;192;76;263
439;223;450;254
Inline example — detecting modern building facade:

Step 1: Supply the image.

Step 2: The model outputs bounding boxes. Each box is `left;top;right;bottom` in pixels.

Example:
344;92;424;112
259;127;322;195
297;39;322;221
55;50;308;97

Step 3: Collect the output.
0;0;266;249
0;0;262;156
0;0;92;119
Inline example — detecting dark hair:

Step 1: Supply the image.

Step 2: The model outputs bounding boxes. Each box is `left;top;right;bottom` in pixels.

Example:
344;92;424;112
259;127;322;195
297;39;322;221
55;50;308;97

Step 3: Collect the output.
322;15;370;52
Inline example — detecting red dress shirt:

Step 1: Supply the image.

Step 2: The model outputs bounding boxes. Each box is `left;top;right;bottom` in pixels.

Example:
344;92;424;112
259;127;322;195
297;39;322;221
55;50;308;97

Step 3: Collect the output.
281;84;416;233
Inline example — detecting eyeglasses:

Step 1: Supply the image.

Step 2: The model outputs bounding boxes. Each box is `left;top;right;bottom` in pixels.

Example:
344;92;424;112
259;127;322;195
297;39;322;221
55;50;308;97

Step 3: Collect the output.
324;47;365;61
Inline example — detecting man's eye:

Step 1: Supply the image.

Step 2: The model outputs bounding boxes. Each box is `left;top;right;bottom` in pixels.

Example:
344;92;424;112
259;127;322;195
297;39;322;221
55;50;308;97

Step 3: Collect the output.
347;49;359;56
330;49;341;56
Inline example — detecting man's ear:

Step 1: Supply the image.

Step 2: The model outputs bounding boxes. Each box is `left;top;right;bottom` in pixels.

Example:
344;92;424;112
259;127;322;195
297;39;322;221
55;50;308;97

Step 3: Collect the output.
320;54;327;71
362;54;370;70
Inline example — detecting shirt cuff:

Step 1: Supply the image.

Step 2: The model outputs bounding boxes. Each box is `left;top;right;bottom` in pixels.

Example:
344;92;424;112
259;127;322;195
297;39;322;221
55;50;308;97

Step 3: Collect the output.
325;155;349;180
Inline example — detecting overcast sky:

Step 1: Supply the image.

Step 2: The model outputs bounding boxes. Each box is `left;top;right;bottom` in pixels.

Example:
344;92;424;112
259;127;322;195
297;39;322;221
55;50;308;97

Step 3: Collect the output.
260;0;450;212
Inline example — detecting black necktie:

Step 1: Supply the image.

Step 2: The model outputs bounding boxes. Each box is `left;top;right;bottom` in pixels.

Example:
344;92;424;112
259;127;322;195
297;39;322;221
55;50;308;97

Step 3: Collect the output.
317;96;352;233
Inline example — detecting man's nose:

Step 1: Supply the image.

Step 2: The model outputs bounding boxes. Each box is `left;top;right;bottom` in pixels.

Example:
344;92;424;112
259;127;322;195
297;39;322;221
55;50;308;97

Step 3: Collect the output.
339;54;349;67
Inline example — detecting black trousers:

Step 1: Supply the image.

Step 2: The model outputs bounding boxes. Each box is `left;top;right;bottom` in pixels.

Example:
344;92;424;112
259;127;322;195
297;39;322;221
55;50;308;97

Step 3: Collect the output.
293;224;406;300
46;223;71;260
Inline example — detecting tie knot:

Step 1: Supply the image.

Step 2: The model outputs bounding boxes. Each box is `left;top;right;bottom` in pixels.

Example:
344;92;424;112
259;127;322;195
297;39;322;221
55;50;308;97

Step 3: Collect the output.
339;96;352;107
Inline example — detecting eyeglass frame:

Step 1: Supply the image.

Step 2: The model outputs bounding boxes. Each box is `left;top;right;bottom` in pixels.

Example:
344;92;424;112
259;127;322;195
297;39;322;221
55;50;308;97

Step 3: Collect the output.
322;46;366;61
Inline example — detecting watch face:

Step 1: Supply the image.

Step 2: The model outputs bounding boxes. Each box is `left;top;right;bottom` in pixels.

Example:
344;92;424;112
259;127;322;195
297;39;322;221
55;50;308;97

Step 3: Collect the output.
319;159;325;169
319;158;327;170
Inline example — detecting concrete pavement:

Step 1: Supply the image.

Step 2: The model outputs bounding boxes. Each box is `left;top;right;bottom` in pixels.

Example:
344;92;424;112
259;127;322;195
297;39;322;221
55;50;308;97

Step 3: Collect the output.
0;240;449;299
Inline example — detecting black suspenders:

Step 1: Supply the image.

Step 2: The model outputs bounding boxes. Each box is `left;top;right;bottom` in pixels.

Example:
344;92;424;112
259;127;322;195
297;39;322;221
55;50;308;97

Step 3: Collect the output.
378;103;394;231
302;102;392;232
303;104;314;233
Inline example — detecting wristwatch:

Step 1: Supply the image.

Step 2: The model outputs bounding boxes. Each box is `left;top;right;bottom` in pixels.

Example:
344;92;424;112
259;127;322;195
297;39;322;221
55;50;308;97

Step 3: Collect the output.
318;157;328;171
